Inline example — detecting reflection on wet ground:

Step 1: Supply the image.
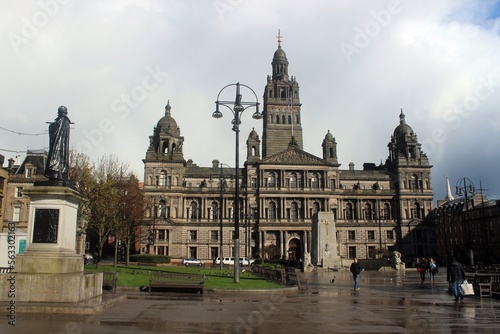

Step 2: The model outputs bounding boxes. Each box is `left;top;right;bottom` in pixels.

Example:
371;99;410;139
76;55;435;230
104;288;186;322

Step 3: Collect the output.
2;269;500;333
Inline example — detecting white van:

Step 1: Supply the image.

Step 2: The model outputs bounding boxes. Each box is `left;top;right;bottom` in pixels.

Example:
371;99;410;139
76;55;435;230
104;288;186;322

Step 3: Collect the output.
215;257;234;265
239;257;255;266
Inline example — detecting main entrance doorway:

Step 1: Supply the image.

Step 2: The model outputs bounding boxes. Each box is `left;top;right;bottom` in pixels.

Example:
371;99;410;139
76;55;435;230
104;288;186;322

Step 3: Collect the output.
288;238;302;260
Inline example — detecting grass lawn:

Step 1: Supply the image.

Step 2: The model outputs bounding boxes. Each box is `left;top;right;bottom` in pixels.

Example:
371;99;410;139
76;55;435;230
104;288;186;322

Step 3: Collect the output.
84;264;284;290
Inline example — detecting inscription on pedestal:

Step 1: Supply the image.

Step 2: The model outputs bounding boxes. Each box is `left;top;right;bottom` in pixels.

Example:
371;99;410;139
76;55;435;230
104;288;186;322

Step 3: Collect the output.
33;208;59;243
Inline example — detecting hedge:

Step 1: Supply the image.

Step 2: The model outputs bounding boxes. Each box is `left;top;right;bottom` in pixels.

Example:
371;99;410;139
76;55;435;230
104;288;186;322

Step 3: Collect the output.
129;254;171;264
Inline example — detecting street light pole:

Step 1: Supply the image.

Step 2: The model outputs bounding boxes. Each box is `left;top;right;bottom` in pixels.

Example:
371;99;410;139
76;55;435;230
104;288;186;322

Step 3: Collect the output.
219;164;224;270
456;177;475;266
213;82;261;283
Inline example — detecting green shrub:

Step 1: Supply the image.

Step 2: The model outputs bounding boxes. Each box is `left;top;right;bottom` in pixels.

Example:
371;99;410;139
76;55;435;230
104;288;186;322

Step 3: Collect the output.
129;254;170;264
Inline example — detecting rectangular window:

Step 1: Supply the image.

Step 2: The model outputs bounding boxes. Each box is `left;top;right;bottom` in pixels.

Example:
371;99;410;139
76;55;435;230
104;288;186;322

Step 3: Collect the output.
211;247;218;260
157;246;165;255
189;247;197;259
189;230;197;241
13;207;21;222
211;231;219;241
158;230;166;241
15;187;22;197
348;246;356;259
25;168;32;178
386;230;394;240
368;246;376;259
367;231;375;240
348;230;356;241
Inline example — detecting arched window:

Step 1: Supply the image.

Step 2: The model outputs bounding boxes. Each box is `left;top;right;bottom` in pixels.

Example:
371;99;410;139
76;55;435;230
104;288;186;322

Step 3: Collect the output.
159;200;167;218
289;202;298;220
269;202;276;220
268;173;276;188
364;203;372;220
276;115;280;124
211;201;219;220
310;173;319;188
345;203;353;220
383;203;391;220
290;173;297;188
312;201;320;216
288;115;292;124
410;174;419;190
412;202;421;219
189;201;199;220
282;115;286;124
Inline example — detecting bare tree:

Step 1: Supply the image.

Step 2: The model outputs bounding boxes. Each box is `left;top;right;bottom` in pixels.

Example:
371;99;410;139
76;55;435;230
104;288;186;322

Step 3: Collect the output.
114;174;146;266
85;155;129;268
69;151;93;255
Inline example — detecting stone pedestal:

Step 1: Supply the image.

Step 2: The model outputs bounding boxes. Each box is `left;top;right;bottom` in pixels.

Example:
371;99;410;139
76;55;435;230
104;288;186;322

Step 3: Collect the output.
312;212;340;269
0;185;102;303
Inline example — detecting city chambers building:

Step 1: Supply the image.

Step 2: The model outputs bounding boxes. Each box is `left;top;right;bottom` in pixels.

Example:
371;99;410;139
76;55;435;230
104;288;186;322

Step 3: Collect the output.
141;41;436;263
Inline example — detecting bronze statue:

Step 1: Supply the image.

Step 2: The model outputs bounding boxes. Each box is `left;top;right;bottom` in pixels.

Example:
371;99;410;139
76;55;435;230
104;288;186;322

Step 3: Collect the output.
44;106;71;181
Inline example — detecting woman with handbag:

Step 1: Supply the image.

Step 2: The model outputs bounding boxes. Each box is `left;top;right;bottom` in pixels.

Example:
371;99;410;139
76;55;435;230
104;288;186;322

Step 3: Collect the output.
447;257;466;301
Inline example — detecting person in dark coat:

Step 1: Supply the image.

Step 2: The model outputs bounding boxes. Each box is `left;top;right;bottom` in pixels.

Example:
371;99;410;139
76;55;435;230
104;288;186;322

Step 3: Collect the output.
447;257;466;301
350;258;363;290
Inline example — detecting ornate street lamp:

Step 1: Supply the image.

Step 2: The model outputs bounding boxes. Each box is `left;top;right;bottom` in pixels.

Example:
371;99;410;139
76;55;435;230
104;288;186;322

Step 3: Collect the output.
213;83;262;283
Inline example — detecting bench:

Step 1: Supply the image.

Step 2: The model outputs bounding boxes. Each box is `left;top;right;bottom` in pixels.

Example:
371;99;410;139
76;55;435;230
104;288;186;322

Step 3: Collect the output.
103;271;118;292
0;267;12;273
286;269;308;291
138;262;158;267
465;273;500;298
475;274;492;298
149;272;205;294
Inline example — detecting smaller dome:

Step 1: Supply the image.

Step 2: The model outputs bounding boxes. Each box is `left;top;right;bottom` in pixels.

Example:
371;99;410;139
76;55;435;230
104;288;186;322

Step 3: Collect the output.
248;128;259;140
156;101;180;136
273;46;288;63
325;130;334;141
393;109;414;140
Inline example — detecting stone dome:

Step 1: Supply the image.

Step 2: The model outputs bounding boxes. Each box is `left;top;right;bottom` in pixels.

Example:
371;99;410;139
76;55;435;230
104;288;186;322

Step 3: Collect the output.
393;110;414;141
156;101;180;137
325;130;334;141
248;128;260;140
273;46;288;62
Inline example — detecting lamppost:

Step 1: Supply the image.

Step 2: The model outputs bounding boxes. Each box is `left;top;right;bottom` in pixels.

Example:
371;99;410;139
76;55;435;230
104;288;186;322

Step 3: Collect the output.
213;82;262;283
456;177;475;266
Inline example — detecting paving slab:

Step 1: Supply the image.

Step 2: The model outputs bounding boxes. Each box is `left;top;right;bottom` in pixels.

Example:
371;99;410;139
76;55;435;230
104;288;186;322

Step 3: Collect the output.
1;269;499;333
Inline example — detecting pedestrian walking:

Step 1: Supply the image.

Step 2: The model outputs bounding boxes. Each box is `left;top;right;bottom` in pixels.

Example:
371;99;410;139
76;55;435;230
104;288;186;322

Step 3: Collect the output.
350;258;363;291
417;257;428;284
447;257;466;301
429;258;438;285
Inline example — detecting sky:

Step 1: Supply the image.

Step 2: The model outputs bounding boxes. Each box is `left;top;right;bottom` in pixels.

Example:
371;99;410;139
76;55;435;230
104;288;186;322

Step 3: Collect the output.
1;0;500;204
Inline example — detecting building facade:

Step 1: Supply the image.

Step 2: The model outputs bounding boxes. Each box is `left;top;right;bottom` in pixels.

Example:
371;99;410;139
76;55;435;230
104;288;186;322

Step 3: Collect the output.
435;195;499;265
1;151;48;235
141;41;436;262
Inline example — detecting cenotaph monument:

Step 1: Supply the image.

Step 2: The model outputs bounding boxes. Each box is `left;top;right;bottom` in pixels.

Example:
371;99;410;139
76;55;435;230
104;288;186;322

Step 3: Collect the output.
0;106;102;303
311;212;340;270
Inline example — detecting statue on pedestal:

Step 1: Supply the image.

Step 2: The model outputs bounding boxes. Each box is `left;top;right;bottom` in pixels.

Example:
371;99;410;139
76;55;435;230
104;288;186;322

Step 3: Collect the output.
44;106;71;181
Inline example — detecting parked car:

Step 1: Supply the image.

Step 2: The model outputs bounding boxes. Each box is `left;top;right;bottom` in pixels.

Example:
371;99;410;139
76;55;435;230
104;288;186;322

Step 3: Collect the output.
239;257;255;266
214;257;235;265
182;258;204;266
83;253;93;265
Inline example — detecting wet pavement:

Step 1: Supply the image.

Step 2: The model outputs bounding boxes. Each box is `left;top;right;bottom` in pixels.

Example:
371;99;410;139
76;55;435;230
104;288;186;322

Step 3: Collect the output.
2;269;500;333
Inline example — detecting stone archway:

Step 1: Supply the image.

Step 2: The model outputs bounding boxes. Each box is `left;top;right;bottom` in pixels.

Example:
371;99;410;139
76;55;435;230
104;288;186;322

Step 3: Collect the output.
266;245;278;259
288;238;302;261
